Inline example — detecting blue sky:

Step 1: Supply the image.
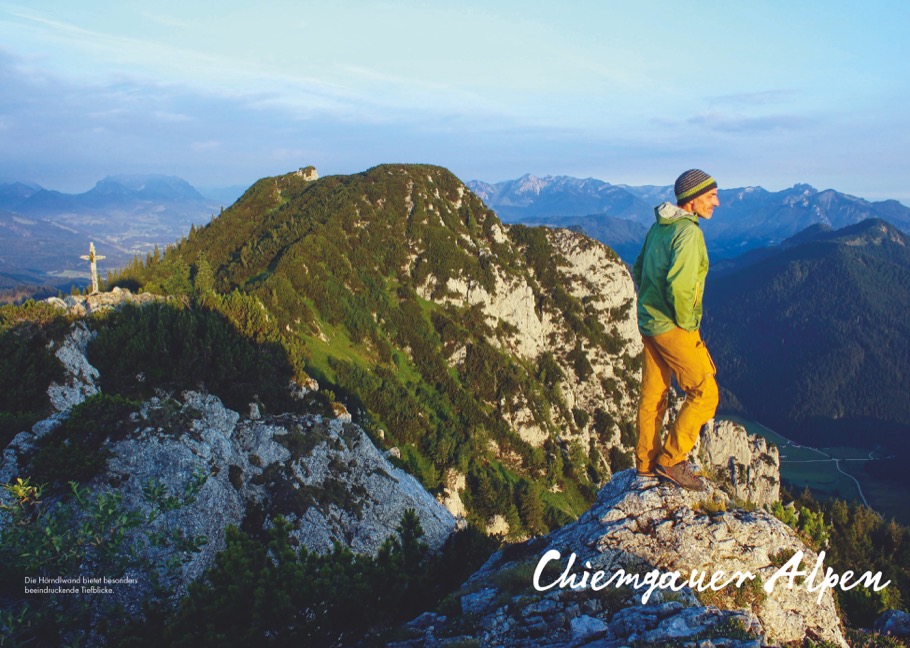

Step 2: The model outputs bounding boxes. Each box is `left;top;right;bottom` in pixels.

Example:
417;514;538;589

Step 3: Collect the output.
1;0;908;202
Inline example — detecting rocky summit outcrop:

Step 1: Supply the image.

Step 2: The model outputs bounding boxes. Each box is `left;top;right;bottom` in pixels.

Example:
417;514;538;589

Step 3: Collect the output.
111;390;456;566
42;288;162;411
1;310;457;614
698;419;781;507
45;286;162;318
2;389;456;579
394;470;847;647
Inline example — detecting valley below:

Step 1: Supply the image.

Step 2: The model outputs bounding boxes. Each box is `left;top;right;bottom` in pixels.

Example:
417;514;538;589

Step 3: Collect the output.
724;415;910;526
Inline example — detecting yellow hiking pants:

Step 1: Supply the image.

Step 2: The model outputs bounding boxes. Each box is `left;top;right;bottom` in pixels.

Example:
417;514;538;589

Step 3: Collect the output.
636;327;719;472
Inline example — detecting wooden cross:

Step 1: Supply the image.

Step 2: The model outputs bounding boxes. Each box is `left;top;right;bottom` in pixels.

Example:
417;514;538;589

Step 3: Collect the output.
80;242;106;294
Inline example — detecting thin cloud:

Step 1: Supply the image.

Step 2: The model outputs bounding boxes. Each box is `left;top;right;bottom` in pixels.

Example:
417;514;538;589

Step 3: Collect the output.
139;11;190;29
0;5;519;127
687;111;814;133
155;111;193;123
709;89;800;107
0;7;352;105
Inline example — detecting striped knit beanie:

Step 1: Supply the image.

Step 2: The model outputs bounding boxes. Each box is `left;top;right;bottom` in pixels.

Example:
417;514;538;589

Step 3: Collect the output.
675;169;717;205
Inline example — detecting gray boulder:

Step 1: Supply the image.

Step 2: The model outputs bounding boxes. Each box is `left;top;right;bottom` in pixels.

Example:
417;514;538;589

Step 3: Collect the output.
393;469;847;647
698;419;780;506
1;390;458;614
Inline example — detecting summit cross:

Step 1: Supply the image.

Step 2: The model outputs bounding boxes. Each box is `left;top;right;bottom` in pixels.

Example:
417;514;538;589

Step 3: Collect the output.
80;242;106;294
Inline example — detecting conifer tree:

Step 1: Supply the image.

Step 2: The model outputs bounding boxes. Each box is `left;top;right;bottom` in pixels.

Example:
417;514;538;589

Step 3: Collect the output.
193;254;215;295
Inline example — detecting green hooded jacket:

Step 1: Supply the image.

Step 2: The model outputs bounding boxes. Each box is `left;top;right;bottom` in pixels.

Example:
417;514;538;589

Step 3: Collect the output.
632;202;709;336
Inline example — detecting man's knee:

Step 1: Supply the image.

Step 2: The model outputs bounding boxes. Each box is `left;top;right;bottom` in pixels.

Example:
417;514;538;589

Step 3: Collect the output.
695;374;719;413
639;386;670;411
684;373;718;413
705;375;719;412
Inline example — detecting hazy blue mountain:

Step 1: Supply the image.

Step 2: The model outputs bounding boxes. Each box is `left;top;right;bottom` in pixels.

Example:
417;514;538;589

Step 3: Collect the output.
83;174;207;203
0;174;222;292
615;183;675;205
469;174;652;224
706;184;910;258
0;181;43;211
469;175;910;261
12;174;211;219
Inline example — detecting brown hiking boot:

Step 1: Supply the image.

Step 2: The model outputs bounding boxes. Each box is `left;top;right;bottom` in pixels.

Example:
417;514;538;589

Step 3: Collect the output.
654;462;705;492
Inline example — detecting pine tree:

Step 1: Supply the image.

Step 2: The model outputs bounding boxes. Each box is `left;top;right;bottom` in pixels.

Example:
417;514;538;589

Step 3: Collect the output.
193;254;215;295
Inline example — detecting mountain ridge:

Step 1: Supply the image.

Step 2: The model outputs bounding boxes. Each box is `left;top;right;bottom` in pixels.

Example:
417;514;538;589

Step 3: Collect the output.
109;163;644;538
468;174;910;260
703;218;910;457
0;174;228;212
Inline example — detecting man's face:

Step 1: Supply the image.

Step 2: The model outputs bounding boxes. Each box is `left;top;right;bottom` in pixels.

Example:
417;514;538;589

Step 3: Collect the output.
692;188;720;219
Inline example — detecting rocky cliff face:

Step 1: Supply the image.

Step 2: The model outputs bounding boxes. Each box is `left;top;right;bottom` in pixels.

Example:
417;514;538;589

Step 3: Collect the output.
5;392;456;563
395;470;846;647
698;419;780;506
1;299;457;609
418;225;642;506
111;391;456;561
43;289;161;411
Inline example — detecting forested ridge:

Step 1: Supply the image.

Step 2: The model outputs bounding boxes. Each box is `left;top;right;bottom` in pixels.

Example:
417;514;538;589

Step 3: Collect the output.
704;219;910;459
104;163;642;538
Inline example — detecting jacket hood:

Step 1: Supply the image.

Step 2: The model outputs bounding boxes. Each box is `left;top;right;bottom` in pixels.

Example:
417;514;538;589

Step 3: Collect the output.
654;202;699;226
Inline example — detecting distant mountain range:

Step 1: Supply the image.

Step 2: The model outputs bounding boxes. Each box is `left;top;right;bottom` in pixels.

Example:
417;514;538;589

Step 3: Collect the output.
702;218;910;457
0;175;234;293
6;170;908;295
468;174;910;261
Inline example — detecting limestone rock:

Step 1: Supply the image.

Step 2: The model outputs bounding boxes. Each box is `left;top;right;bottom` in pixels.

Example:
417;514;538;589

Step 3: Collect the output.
330;401;352;422
289;376;319;399
395;470;847;647
295;166;318;181
579;471;844;646
1;391;457;613
0;414;65;487
46;287;162;317
46;321;100;411
239;413;456;555
42;289;162;411
103;400;245;591
438;468;468;520
698;419;780;506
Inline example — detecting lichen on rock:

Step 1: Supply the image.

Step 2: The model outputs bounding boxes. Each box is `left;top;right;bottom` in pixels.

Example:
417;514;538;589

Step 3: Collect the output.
394;470;847;647
698;418;781;506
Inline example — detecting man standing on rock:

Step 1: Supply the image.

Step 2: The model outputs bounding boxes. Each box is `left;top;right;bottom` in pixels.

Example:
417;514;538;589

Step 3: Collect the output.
632;169;720;492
